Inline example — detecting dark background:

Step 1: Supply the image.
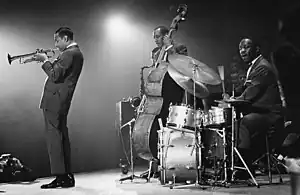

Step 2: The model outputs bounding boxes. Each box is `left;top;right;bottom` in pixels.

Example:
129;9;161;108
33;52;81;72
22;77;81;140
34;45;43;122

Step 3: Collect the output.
0;0;298;177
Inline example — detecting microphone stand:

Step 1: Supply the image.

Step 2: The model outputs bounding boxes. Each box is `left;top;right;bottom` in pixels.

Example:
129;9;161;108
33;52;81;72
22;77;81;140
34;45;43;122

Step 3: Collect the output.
119;118;147;183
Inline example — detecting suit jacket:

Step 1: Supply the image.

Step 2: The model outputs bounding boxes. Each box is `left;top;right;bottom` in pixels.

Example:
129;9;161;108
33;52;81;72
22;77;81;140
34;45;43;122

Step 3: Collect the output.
40;45;84;114
236;56;282;113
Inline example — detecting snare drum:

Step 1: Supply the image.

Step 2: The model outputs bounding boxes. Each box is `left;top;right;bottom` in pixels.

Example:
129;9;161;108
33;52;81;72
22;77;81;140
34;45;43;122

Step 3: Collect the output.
167;104;199;130
201;107;231;128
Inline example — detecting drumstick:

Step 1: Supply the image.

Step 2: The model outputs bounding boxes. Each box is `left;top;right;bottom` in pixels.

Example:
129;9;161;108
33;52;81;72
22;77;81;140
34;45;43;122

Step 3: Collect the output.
217;65;226;95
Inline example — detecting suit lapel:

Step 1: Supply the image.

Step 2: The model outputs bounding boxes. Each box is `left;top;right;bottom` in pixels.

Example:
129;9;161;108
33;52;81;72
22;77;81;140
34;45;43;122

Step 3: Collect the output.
244;56;263;85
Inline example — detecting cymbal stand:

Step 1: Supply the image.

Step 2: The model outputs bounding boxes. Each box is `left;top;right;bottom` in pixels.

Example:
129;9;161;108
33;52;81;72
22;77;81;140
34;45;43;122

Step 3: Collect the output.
168;64;207;190
119;118;147;183
229;105;259;188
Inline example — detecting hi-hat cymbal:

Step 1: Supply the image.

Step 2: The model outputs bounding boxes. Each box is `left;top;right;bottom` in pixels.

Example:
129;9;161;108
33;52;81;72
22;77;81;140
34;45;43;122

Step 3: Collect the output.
168;54;221;85
168;65;209;98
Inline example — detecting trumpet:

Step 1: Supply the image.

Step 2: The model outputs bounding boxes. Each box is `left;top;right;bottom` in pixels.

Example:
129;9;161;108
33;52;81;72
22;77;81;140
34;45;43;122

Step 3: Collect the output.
7;48;58;65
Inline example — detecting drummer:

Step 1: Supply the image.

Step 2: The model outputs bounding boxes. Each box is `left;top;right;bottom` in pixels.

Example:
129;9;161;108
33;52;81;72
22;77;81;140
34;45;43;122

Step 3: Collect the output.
224;38;284;180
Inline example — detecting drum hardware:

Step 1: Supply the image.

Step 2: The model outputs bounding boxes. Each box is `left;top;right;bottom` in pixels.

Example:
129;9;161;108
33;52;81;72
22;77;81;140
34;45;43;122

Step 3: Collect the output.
119;118;148;183
222;99;260;188
164;59;210;190
157;118;166;184
199;127;228;185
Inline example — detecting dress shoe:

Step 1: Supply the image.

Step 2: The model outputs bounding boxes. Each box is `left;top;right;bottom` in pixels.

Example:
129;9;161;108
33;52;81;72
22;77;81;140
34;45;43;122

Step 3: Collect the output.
67;173;75;184
41;175;75;189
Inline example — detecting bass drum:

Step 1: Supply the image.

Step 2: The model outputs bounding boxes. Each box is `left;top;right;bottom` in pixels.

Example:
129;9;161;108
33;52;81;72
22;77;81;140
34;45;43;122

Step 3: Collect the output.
159;127;201;184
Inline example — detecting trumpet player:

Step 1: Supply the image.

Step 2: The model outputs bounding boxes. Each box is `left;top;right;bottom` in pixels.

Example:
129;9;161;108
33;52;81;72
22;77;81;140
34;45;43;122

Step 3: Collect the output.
33;27;84;189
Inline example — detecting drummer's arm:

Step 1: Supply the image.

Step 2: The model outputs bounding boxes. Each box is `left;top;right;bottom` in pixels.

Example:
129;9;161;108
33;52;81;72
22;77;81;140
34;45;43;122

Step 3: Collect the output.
235;65;273;102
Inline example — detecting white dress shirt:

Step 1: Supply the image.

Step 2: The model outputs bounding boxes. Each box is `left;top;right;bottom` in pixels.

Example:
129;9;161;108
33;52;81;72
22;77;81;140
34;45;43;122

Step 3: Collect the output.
246;54;262;79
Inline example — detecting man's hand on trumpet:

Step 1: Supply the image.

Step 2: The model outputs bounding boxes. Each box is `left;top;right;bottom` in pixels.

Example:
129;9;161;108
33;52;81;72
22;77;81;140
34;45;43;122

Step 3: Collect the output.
33;49;49;63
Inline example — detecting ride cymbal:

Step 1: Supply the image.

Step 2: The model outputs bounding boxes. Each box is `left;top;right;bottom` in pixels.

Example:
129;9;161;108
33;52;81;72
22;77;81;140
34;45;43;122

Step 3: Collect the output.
168;65;209;98
168;54;221;85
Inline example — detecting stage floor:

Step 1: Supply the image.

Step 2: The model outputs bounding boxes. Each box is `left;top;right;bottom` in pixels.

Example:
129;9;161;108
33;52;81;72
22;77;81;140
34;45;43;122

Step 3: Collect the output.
0;167;292;195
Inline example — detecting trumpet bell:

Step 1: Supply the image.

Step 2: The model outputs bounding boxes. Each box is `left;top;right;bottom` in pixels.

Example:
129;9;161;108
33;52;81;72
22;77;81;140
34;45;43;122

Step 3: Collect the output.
7;53;13;65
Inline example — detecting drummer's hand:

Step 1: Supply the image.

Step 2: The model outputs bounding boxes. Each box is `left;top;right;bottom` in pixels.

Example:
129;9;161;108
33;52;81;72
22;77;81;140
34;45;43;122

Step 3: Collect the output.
222;93;230;100
229;96;236;100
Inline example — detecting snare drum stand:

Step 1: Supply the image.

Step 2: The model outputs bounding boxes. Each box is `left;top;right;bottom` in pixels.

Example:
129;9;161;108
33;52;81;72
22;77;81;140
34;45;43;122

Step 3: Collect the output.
119;118;148;183
209;127;229;187
227;104;259;188
168;64;208;190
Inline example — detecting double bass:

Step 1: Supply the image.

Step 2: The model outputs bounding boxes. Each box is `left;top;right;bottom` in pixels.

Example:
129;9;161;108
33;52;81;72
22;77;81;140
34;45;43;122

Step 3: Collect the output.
133;5;188;161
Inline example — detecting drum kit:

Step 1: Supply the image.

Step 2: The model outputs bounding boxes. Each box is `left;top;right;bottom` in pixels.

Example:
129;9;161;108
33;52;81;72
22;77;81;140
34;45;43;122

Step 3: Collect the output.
155;54;259;188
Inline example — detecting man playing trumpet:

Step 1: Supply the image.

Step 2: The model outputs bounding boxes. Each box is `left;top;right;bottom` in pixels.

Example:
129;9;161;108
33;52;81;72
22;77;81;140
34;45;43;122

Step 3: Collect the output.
33;27;84;189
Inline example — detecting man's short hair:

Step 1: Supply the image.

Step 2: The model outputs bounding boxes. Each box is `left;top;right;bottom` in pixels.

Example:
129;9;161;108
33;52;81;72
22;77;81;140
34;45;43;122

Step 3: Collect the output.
55;27;74;41
153;26;169;36
240;37;261;50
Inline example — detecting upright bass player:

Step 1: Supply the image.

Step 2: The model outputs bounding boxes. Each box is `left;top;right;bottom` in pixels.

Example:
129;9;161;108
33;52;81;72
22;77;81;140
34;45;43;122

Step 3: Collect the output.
138;25;191;178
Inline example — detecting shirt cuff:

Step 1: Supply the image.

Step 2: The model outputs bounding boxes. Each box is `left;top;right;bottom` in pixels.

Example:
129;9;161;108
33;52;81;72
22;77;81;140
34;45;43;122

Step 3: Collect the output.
43;59;50;63
165;45;174;51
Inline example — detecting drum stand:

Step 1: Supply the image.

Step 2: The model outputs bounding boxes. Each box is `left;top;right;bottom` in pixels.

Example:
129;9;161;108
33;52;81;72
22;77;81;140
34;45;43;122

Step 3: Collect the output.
226;104;260;188
166;64;208;190
206;127;229;187
119;118;148;183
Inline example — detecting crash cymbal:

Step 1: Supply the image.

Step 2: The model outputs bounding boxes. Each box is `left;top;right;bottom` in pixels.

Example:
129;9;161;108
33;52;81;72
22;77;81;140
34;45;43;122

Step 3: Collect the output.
168;54;221;85
168;65;209;98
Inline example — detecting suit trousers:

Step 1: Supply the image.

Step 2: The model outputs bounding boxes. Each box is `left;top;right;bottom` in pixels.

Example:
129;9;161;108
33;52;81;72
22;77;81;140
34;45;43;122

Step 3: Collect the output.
43;109;71;175
238;111;283;159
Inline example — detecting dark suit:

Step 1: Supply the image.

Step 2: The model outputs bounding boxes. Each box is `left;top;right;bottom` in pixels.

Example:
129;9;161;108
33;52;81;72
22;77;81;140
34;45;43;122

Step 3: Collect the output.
40;44;84;175
236;56;283;158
